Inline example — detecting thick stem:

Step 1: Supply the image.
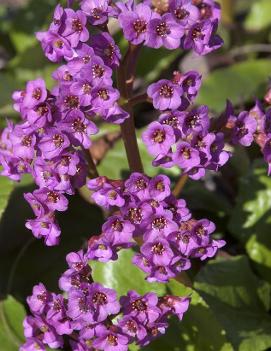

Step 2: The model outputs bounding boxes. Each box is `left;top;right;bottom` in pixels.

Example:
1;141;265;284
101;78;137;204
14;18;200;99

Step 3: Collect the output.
172;174;188;197
83;149;99;179
117;44;144;173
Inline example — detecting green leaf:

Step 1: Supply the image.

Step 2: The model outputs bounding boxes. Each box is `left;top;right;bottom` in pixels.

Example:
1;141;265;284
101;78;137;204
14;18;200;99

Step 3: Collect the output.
0;177;14;221
197;59;270;113
91;249;166;297
245;0;271;31
142;280;232;351
0;184;104;299
195;256;271;351
228;160;271;282
0;296;25;351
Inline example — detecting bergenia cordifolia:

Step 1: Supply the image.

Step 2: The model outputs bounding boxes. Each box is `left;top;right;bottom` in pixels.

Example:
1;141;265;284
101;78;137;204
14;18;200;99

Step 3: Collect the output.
0;1;270;350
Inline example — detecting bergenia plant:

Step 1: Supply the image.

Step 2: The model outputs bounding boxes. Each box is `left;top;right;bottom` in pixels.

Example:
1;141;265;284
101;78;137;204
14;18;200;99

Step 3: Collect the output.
1;0;271;350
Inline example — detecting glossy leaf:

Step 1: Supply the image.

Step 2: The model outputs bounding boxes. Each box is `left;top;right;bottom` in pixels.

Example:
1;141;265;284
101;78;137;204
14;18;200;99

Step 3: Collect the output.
0;184;104;299
142;280;233;351
91;249;166;297
245;0;271;31
228;160;271;282
195;256;271;351
0;296;25;351
0;177;14;221
197;59;270;113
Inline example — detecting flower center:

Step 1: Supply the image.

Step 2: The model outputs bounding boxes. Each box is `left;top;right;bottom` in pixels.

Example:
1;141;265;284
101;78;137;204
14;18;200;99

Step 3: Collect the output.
72;118;86;132
192;25;204;40
152;216;167;230
128;208;142;224
54;39;64;48
152;129;166;143
180;147;191;159
64;95;80;109
187;113;200;127
37;104;49;116
136;178;147;190
156;21;171;37
104;44;115;60
83;55;91;64
111;219;123;231
32;88;42;100
107;335;118;346
132;298;147;311
159;84;174;98
98;89;109;100
79;297;89;313
83;83;92;94
198;3;212;19
174;8;189;20
92;64;105;78
151;242;165;255
21;135;32;147
47;191;60;203
155;180;165;191
126;320;138;333
72;18;83;32
53;134;64;148
92;292;107;305
92;7;102;20
133;19;147;35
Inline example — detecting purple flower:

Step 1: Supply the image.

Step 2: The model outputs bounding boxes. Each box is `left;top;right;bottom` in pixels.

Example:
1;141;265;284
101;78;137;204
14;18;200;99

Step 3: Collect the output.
91;32;121;68
23;316;63;349
22;78;47;109
183;19;223;55
146;13;184;49
180;105;210;135
142;121;175;157
149;175;171;201
120;291;161;323
36;31;73;62
125;173;150;201
118;3;153;45
67;283;120;324
33;188;68;212
147;79;183;111
173;142;201;171
20;338;45;351
169;0;199;27
26;216;61;246
27;283;50;315
176;70;202;101
81;0;111;25
93;325;129;351
232;111;257;146
59;110;98;148
141;238;174;266
102;216;135;246
38;128;70;159
118;316;147;341
62;9;89;47
91;85;120;113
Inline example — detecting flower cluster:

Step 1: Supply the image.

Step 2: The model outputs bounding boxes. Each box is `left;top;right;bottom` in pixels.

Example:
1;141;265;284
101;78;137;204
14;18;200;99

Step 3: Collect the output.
222;99;271;175
143;70;230;179
87;173;225;282
20;250;190;351
0;3;129;245
119;0;223;54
